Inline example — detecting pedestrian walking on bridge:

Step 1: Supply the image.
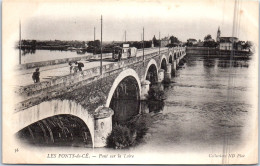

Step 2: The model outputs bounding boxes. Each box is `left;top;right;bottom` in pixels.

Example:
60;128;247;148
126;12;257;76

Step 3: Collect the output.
76;61;84;71
32;68;40;83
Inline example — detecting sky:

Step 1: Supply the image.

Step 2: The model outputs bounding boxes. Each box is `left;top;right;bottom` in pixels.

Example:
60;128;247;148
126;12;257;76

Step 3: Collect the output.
8;0;259;42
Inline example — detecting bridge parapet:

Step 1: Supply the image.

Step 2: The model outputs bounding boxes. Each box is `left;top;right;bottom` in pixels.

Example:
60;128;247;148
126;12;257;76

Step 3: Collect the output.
15;47;185;112
16;48;168;98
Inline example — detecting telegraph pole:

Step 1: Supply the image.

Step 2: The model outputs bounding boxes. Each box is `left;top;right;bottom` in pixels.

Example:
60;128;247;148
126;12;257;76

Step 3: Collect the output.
125;30;126;42
93;26;96;55
19;20;21;65
143;27;144;61
94;27;95;41
159;31;161;54
100;15;103;75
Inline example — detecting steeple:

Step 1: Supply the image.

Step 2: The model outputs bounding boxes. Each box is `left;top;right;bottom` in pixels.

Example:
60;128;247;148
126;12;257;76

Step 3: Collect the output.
216;26;221;42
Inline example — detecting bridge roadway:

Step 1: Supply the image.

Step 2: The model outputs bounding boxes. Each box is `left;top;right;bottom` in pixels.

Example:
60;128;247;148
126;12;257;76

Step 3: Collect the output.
15;47;167;87
13;46;186;148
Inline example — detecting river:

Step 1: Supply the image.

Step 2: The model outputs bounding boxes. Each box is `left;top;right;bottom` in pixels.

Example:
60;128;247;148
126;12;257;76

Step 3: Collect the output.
16;49;92;64
132;54;257;157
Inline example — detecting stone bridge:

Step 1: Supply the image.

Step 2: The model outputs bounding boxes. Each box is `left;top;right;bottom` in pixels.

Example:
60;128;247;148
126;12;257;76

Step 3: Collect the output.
14;47;186;147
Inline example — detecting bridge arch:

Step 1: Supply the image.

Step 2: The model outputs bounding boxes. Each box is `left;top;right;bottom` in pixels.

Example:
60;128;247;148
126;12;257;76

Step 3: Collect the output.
144;59;159;84
160;54;168;71
106;69;141;124
14;99;95;146
169;54;173;64
169;51;173;57
106;69;141;108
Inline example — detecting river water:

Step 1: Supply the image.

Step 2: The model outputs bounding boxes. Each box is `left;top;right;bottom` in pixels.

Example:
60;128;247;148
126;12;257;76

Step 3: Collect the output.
16;49;91;64
134;55;257;154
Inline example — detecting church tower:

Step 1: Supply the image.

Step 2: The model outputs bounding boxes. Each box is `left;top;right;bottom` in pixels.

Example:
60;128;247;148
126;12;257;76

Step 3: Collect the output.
216;26;221;42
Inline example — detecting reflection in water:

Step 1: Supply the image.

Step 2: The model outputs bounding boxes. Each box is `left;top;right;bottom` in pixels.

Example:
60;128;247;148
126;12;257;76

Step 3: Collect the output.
140;83;166;114
109;76;140;124
22;49;36;55
140;100;165;114
203;57;216;68
218;59;249;68
185;56;198;67
16;115;92;147
110;99;140;124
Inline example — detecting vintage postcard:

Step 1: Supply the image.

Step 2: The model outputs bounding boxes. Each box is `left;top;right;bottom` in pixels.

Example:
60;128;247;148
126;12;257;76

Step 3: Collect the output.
2;0;258;164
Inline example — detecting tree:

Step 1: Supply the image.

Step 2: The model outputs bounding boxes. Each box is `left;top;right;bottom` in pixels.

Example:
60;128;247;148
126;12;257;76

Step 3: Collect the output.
204;34;212;41
31;40;37;49
242;41;252;51
203;40;217;47
144;41;152;48
88;40;101;48
203;35;217;47
186;41;193;47
132;42;142;49
170;36;180;44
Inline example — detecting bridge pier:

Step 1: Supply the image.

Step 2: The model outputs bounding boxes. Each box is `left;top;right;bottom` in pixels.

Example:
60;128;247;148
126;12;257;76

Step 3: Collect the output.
172;60;177;75
158;69;165;83
176;58;180;66
94;107;114;147
157;82;164;91
164;64;172;83
140;101;149;114
141;80;151;100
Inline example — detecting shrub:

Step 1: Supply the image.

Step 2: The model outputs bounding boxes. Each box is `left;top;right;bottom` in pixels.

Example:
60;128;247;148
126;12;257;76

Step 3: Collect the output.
106;124;133;149
106;113;153;149
127;114;150;142
147;100;165;113
148;86;165;100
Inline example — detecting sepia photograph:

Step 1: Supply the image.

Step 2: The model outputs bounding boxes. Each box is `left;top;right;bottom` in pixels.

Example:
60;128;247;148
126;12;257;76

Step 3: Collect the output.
2;0;259;164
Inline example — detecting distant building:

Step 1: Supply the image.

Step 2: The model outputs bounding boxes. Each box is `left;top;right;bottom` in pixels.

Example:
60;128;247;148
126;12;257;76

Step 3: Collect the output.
160;37;171;47
219;37;238;50
205;38;215;42
216;27;239;50
235;41;245;51
197;41;204;47
187;38;198;45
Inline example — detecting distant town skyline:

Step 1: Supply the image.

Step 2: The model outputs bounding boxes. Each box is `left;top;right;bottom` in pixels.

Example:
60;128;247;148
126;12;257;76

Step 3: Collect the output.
17;0;257;43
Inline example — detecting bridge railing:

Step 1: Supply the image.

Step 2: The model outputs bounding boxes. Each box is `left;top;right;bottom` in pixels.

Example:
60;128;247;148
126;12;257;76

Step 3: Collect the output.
16;47;185;104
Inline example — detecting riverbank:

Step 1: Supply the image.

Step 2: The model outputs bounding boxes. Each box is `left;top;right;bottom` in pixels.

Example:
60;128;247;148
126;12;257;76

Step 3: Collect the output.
16;53;112;70
186;47;252;59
